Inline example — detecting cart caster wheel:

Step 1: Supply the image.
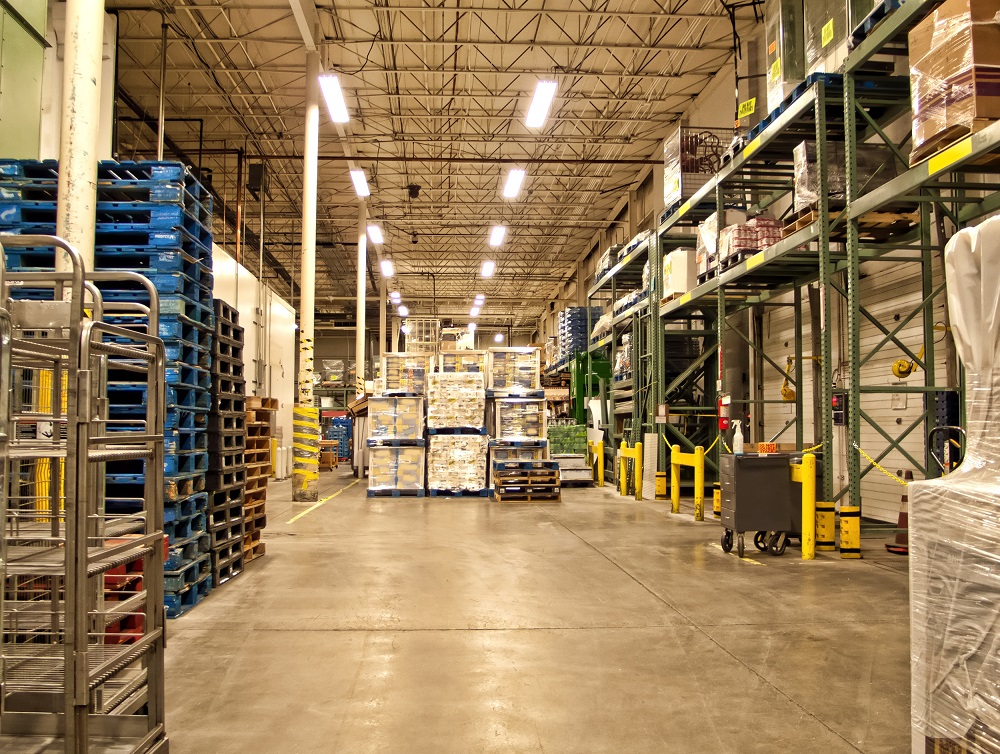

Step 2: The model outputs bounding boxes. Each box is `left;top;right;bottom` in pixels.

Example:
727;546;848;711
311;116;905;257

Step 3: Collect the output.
754;531;768;552
769;532;788;556
737;533;745;558
721;529;733;553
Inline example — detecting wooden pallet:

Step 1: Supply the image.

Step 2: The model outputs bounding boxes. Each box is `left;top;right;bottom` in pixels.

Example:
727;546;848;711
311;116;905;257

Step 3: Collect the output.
494;491;562;503
782;203;918;241
246;396;279;411
910;118;997;168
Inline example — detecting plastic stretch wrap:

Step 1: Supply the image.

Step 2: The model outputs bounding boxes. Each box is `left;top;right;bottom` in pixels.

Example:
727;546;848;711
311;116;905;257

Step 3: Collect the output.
368;396;425;440
750;216;783;249
619;230;653;261
804;0;846;74
427;434;488;491
382;352;432;395
663;248;697;299
440;350;486;373
697;210;747;259
494;398;545;440
320;359;346;386
662;126;727;209
764;0;805;112
613;333;633;379
557;306;603;363
591;312;613;342
909;215;1000;751
488;348;540;391
613;288;644;316
548;422;588;455
718;224;758;265
792;141;896;212
368;446;425;492
427;372;486;429
909;0;1000;166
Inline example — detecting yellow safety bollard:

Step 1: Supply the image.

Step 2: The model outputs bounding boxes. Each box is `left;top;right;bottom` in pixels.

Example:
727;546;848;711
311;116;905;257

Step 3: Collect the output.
693;445;705;521
618;440;643;500
670;444;681;513
670;443;705;519
794;453;816;560
816;501;836;551
840;505;862;558
588;440;605;487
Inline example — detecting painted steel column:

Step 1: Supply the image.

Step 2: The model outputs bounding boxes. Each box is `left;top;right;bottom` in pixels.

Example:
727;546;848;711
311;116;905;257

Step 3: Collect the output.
817;80;836;502
843;75;863;511
56;0;106;273
157;21;167;160
293;51;320;503
355;202;368;397
379;274;387;363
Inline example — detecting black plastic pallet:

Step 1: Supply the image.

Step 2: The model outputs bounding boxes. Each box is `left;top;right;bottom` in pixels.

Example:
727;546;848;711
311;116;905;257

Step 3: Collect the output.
212;395;245;414
208;432;246;452
427;488;490;497
211;375;246;397
214;318;244;343
208;452;245;472
367;489;426;497
208;413;245;433
212;298;240;326
211;354;245;380
207;468;246;491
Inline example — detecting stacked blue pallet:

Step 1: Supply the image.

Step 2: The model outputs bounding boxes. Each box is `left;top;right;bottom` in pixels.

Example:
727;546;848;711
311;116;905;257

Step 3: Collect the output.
327;416;352;460
0;158;216;618
557;306;602;366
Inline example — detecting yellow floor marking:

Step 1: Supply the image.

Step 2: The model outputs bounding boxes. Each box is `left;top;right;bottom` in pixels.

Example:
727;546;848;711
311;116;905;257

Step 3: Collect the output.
286;479;360;524
710;542;766;565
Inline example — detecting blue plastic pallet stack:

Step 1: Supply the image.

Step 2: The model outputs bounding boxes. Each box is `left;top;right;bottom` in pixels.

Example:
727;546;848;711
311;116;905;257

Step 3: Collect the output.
326;416;352;460
0;158;216;618
557;306;602;366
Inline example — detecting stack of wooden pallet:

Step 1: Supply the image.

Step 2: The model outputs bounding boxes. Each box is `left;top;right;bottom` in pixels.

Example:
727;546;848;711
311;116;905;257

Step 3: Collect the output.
244;396;277;563
492;459;561;503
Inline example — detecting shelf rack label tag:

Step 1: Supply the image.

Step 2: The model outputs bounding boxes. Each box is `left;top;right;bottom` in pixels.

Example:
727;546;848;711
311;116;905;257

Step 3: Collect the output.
737;98;756;119
678;199;691;217
743;136;762;159
928;136;973;175
821;19;835;47
746;251;765;270
678;292;692;305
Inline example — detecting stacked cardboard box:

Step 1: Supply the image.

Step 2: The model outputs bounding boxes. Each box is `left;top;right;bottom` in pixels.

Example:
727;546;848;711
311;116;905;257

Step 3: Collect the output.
367;396;426;496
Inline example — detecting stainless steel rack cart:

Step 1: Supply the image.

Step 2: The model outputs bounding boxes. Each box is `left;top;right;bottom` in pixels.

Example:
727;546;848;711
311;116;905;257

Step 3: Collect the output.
0;235;168;754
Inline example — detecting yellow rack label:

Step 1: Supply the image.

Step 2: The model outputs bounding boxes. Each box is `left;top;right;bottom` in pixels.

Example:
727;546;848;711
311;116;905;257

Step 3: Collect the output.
928;136;973;175
678;292;692;305
747;251;766;269
744;136;762;159
821;19;835;47
678;199;691;217
737;97;756;119
769;58;781;83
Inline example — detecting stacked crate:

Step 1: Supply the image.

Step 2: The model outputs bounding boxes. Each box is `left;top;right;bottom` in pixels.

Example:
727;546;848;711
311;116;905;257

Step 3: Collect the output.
426;372;489;496
244;396;277;563
557;307;602;366
485;347;549;488
367;395;426;497
0;158;217;617
327;416;352;461
207;299;247;587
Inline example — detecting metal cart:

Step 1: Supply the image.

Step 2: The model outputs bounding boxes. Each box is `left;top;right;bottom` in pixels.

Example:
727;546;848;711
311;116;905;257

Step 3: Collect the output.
718;452;810;558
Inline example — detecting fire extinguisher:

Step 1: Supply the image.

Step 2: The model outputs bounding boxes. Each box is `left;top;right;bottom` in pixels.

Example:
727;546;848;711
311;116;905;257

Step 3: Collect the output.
718;393;731;431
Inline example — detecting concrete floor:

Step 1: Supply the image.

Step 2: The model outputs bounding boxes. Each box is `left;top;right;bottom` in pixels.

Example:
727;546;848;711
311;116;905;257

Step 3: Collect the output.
165;471;911;753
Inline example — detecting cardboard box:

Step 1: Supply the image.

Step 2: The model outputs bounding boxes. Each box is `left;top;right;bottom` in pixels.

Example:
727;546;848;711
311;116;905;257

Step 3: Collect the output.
764;0;805;113
663;248;697;299
909;0;1000;164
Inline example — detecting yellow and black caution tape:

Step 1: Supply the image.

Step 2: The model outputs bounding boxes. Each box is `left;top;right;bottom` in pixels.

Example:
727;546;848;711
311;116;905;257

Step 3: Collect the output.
852;442;908;486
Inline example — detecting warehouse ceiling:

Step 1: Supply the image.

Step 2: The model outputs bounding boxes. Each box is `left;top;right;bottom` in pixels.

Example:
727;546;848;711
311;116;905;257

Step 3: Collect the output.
111;0;755;327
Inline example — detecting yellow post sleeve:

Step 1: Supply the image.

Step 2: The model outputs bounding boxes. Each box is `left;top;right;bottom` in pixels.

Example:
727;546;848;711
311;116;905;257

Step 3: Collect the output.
619;441;627;496
670;444;681;514
800;453;816;560
693;445;705;521
634;441;643;501
840;505;862;559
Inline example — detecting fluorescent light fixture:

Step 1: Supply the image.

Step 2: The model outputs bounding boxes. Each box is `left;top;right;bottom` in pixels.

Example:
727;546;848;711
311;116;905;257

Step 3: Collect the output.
525;80;558;128
350;169;370;197
489;226;506;247
503;168;526;198
390;290;401;300
379;258;394;277
397;305;409;317
481;260;496;278
368;225;384;244
401;324;410;335
468;322;477;332
469;306;481;317
474;294;485;304
494;332;505;343
318;74;350;123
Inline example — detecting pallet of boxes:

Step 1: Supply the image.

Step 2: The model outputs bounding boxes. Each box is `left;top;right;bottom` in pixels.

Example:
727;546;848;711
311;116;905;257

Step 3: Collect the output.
244;396;277;562
487;347;560;503
427;351;489;497
206;298;247;587
367;353;430;497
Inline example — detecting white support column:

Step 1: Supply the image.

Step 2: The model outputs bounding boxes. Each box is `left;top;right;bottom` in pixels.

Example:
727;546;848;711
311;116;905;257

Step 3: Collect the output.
56;0;106;272
379;274;387;365
355;203;368;397
293;50;320;503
